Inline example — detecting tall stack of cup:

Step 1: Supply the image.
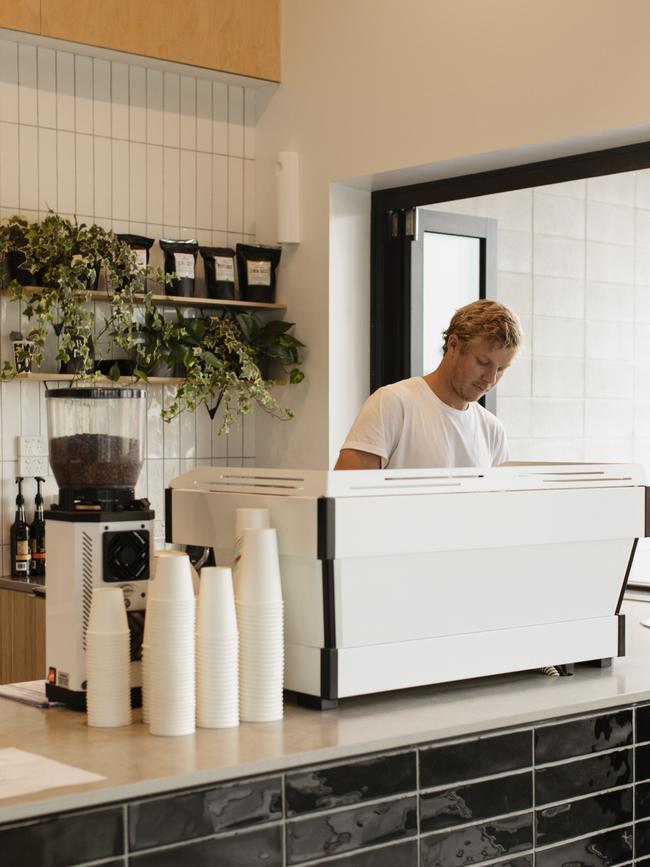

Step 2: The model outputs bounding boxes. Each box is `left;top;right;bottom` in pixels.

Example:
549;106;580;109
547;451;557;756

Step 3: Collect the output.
232;508;270;596
196;567;239;728
147;552;196;736
86;587;131;728
237;527;284;722
141;549;189;724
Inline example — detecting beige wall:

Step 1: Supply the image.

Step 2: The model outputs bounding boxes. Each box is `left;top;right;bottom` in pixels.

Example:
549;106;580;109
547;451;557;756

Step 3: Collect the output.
255;0;650;468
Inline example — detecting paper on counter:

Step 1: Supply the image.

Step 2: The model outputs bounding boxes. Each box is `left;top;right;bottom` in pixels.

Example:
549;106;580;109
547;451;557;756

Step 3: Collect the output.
0;748;105;800
0;680;63;708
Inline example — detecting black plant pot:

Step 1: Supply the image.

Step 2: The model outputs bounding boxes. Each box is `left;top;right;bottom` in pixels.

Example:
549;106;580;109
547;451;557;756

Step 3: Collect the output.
6;251;42;287
59;336;95;374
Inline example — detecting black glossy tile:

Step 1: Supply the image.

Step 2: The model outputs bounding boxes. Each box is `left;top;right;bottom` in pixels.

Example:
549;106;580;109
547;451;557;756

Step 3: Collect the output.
286;750;415;816
420;730;531;789
129;825;282;866
0;807;123;867
535;825;633;867
637;858;650;867
286;795;417;865
637;703;650;742
535;710;632;764
637;780;650;820
307;839;418;867
638;743;650;781
535;748;631;805
536;787;632;846
128;776;282;850
420;771;532;833
419;811;533;867
636;817;650;859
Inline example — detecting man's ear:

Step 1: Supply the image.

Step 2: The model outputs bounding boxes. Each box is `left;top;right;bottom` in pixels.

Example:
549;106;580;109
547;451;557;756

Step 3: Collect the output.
447;333;460;354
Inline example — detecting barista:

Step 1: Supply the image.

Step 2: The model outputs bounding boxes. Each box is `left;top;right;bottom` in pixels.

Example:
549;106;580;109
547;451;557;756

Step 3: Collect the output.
335;300;522;470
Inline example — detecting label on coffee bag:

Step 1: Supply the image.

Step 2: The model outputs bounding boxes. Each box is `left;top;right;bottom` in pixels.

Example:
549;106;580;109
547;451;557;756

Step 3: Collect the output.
247;259;272;286
173;252;195;279
134;249;148;270
215;256;235;282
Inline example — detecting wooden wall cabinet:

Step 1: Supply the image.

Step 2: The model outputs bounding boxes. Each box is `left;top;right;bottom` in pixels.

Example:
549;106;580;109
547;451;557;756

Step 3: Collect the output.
0;0;40;36
0;0;281;81
0;589;45;685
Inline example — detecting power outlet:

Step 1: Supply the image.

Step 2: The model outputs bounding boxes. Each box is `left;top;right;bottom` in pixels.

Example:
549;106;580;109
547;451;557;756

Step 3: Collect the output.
17;435;48;457
18;456;49;477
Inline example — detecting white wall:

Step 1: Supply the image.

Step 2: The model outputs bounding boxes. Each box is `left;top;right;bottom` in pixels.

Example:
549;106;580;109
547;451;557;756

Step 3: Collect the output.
255;0;650;468
0;32;258;569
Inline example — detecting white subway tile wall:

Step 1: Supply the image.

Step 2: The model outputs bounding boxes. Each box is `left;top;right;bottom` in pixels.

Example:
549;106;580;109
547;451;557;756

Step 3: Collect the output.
425;168;650;475
0;35;257;566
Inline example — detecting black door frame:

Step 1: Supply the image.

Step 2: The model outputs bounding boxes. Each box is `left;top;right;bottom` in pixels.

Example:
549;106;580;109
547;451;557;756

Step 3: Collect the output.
370;140;650;392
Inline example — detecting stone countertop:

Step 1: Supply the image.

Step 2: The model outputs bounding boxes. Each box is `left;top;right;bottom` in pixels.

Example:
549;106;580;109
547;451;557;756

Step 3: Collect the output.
2;597;650;824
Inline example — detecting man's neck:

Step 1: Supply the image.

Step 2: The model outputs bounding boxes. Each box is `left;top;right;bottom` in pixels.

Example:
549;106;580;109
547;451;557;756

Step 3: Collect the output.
423;367;468;411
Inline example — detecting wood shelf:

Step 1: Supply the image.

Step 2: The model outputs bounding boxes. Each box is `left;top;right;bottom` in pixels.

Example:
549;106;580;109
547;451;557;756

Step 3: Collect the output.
11;287;287;313
14;372;287;386
15;373;183;384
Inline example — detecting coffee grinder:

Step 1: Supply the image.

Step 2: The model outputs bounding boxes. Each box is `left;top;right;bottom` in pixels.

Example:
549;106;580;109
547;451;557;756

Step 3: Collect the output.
44;387;154;709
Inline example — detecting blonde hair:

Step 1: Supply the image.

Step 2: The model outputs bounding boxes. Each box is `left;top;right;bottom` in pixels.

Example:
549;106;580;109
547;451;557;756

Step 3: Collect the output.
442;300;522;354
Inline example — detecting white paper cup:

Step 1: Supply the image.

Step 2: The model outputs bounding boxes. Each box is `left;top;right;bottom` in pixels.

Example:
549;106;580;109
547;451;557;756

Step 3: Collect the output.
233;508;270;573
86;628;131;728
149;553;194;602
87;588;128;634
237;528;283;607
197;567;237;636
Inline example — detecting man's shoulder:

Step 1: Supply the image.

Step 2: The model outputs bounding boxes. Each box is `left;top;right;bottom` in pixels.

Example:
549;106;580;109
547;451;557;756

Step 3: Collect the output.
470;401;505;431
379;376;425;398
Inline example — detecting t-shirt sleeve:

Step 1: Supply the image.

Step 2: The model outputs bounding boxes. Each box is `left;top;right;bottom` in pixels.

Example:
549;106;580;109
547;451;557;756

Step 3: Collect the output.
491;418;510;466
340;387;403;467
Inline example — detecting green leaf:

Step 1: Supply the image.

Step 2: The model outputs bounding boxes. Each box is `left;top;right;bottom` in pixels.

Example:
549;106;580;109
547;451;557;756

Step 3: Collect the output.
108;362;121;381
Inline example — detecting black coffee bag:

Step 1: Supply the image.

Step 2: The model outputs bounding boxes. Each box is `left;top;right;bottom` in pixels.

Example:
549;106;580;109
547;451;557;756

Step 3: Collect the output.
236;243;282;303
199;246;236;300
160;239;199;297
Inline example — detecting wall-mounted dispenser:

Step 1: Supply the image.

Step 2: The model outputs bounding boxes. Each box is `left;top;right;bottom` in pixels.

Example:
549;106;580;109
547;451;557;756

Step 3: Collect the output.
277;151;301;244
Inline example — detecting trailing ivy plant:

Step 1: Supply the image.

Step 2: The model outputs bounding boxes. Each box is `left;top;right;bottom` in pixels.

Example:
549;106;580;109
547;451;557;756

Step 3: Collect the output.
0;213;306;433
0;212;148;379
132;309;303;434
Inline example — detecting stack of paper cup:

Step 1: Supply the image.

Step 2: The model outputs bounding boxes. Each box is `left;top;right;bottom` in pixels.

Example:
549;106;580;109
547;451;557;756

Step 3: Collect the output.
237;527;284;722
86;587;131;728
141;549;187;724
196;567;239;728
233;508;270;595
147;552;196;736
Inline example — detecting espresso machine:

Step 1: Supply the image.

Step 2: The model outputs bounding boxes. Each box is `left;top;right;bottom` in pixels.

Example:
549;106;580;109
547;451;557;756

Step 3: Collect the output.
44;387;154;709
166;464;646;708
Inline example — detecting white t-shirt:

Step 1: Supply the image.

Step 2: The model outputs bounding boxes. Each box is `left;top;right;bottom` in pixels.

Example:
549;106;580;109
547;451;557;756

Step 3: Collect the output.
341;376;508;469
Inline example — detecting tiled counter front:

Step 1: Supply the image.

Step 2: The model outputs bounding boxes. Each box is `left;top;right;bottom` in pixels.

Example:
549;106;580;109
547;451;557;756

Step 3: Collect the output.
4;702;650;867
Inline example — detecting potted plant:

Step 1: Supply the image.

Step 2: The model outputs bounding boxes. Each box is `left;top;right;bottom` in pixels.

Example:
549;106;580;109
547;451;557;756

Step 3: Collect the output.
130;308;304;432
235;311;305;384
0;212;149;379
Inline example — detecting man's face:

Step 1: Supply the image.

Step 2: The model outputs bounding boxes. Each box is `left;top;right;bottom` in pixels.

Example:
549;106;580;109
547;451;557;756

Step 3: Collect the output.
446;335;517;405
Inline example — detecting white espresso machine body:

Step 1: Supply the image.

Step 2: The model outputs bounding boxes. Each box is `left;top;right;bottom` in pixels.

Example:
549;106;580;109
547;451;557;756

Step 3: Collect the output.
166;464;647;709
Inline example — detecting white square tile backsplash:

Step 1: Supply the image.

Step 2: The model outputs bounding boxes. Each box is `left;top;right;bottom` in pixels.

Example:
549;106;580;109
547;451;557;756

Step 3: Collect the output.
0;34;258;567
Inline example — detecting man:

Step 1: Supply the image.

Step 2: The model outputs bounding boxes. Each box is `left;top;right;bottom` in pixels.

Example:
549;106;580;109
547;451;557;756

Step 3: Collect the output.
335;299;522;470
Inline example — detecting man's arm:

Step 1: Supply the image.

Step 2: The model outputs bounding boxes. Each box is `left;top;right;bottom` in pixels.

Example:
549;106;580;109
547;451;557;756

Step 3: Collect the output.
334;448;381;470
